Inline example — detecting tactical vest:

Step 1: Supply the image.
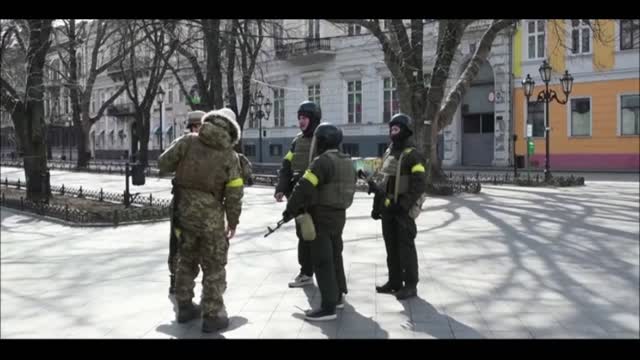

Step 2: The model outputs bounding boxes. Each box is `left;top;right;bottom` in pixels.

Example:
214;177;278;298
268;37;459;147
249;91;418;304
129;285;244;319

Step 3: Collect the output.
174;137;227;201
290;134;314;173
381;146;427;219
316;150;356;209
381;147;412;198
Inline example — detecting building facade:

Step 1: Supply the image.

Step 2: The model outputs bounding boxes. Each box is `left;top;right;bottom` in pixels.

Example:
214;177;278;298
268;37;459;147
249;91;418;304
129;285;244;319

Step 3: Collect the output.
243;20;516;167
513;19;639;170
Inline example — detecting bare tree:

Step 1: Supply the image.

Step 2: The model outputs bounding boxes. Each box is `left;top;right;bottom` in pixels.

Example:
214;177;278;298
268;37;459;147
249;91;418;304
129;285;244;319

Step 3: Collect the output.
163;19;267;150
329;19;517;181
0;19;53;201
115;19;177;165
49;19;145;168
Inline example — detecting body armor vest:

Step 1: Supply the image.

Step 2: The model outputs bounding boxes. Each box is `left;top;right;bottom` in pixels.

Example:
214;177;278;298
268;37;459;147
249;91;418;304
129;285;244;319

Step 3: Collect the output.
291;134;314;173
316;150;356;209
175;138;227;201
381;147;413;200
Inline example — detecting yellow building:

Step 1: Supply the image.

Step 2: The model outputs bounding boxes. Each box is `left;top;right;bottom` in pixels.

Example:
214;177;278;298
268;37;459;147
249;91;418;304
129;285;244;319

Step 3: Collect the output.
513;19;639;170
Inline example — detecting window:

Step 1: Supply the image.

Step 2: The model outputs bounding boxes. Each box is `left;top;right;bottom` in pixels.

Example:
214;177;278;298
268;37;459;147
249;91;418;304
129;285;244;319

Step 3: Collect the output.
270;144;283;157
273;88;285;127
347;80;362;124
348;24;361;36
621;19;640;50
273;22;284;48
342;143;359;157
378;143;389;157
527;101;545;137
527;20;545;59
168;85;174;104
178;86;184;103
44;97;50;118
382;20;390;30
308;84;320;104
63;89;70;114
244;144;256;157
110;131;115;146
620;94;639;135
91;97;96;113
570;98;591;136
308;20;320;39
570;20;591;54
383;77;400;123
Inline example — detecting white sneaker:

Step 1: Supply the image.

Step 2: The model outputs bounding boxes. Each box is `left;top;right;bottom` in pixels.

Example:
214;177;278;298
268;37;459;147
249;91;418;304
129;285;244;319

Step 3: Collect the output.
288;273;313;288
336;293;346;309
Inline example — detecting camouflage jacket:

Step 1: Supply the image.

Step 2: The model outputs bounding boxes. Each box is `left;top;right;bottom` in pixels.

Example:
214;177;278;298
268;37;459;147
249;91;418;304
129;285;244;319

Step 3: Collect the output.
159;121;244;233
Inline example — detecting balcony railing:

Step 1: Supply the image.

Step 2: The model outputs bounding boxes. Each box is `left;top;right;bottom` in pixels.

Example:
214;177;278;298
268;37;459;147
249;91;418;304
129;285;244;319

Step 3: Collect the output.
107;103;135;117
275;38;334;60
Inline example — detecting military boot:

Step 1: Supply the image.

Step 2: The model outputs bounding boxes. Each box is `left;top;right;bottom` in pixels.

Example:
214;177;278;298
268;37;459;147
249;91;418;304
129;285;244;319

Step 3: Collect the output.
176;301;200;323
375;282;401;294
395;286;417;300
202;315;230;333
169;275;176;295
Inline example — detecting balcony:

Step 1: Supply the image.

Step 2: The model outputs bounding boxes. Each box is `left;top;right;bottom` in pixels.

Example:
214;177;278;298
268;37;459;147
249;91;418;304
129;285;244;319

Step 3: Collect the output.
275;38;335;64
107;103;135;117
107;57;153;82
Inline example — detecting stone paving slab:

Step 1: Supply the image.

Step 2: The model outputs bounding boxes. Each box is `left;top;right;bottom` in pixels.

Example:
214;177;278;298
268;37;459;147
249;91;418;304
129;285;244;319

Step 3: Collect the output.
1;167;639;339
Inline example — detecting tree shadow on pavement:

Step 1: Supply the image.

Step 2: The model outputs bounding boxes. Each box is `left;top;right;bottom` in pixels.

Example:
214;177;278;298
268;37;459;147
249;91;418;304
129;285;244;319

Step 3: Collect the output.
293;285;388;339
400;296;485;339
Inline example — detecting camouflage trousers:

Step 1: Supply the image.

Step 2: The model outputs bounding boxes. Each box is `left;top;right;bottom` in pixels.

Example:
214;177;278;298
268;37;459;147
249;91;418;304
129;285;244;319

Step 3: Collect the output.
175;228;229;318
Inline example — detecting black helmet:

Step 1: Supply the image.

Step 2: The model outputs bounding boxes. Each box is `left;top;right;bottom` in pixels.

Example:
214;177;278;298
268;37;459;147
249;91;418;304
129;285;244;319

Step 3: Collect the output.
298;101;322;137
389;113;413;135
314;122;342;153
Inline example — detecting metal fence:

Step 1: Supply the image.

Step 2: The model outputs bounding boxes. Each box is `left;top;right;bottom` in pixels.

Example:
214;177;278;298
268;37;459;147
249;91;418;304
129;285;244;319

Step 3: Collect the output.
2;178;172;208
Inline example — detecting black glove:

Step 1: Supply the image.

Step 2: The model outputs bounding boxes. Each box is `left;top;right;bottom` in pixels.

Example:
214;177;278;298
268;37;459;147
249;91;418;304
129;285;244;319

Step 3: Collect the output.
366;180;377;195
371;210;381;220
282;209;294;223
386;202;404;214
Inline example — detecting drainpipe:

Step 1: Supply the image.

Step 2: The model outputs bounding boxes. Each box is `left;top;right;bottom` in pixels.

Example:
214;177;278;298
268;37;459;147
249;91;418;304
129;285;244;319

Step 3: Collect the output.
508;23;516;167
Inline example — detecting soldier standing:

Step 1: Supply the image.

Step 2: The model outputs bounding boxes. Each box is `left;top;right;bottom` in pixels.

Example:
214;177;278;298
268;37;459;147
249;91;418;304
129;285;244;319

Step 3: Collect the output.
168;110;205;295
372;113;426;300
283;123;356;321
274;101;321;288
159;108;244;333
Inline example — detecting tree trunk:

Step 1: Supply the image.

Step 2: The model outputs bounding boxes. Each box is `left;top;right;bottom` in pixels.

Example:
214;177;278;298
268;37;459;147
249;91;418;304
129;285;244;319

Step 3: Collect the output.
77;113;92;167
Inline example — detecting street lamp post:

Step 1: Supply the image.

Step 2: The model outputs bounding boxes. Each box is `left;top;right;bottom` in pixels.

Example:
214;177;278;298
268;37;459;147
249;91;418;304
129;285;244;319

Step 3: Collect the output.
250;90;272;163
157;86;165;153
522;60;574;182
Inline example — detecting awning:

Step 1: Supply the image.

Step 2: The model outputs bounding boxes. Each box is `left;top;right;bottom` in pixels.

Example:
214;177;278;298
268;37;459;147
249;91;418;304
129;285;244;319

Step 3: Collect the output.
165;126;173;134
154;126;162;135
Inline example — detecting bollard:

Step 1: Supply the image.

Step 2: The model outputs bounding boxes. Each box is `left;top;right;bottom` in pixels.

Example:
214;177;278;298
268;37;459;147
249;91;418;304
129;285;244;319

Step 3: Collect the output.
17;179;21;190
61;184;65;195
99;188;104;201
20;196;24;211
65;204;69;221
78;186;83;198
4;177;7;188
113;209;119;227
149;193;153;206
536;174;539;183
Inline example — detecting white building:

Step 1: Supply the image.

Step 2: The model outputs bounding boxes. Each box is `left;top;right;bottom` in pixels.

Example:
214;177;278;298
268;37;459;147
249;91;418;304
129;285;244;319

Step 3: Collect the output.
245;20;515;166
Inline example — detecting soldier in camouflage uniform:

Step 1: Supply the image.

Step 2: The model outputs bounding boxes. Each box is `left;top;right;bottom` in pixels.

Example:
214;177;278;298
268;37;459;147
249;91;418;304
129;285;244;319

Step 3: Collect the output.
168;110;205;295
283;123;357;321
275;101;321;288
159;108;244;333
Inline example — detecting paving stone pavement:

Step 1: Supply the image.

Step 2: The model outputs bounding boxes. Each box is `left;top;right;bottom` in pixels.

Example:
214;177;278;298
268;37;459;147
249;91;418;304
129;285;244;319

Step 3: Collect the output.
1;167;638;339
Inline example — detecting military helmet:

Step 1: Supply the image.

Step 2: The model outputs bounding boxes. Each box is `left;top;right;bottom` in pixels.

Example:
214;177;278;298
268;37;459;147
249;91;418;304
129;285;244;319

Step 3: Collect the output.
389;113;413;135
297;101;322;123
314;122;343;151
